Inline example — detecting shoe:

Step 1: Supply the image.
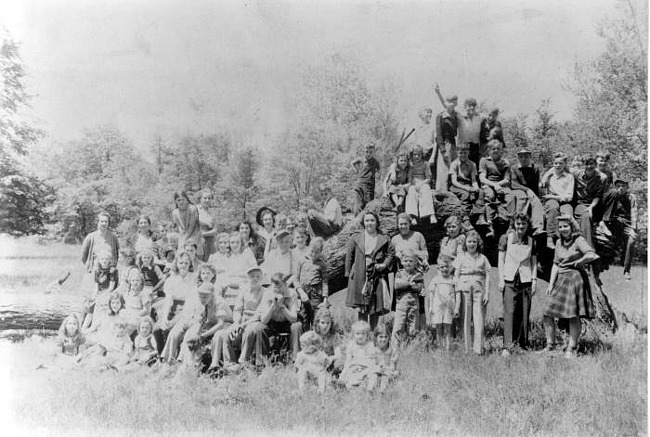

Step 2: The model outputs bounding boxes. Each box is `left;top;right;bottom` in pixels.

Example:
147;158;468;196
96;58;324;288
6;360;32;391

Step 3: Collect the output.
547;236;556;250
624;271;631;281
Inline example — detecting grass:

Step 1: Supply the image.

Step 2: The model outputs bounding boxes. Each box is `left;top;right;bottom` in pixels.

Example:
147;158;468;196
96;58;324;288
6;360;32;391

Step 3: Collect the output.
0;235;647;435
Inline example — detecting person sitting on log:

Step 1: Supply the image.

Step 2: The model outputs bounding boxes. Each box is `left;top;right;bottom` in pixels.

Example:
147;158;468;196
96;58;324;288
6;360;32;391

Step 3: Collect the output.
480;107;505;158
595;150;616;190
509;148;545;236
448;143;484;222
598;177;637;281
301;184;343;239
540;152;575;249
383;152;410;212
405;145;437;225
351;143;381;215
479;140;515;238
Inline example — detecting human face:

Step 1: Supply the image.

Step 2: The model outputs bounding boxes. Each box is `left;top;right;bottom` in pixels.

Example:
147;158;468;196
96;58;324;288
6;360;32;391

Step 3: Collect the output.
109;296;122;313
218;237;230;254
517;153;532;167
397;217;410;236
262;213;274;230
248;270;263;286
458;149;469;163
65;318;79;336
129;275;144;292
177;256;191;275
354;330;368;345
596;156;608;170
278;235;292;253
363;214;377;233
317;317;332;335
138;218;150;233
201;192;211;207
98;255;111;269
184;245;197;260
438;263;451;277
420;109;433;124
309;245;323;262
286;219;296;234
514;218;529;237
200;268;215;284
397;156;408;169
113;323;126;337
139;322;152;337
364;146;375;160
272;281;287;297
558;221;572;239
615;183;628;195
142;253;154;266
97;215;109;232
176;196;189;210
402;256;416;272
239;223;251;240
465;104;476;116
489;145;502;161
198;292;212;306
166;251;175;263
584;160;596;176
229;236;242;253
294;232;307;249
376;333;390;350
412;151;423;163
96;301;109;314
465;236;479;254
446;222;460;238
553;158;566;173
488;112;498;124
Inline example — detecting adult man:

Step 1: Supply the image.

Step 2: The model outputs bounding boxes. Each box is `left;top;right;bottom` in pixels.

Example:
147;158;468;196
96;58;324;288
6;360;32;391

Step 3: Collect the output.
303;184;342;239
457;98;483;168
568;156;605;247
599;178;637;280
509;149;545;236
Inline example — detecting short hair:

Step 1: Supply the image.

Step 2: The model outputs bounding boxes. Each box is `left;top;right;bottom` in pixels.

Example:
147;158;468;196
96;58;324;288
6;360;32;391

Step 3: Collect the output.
237;220;261;245
464;98;477;107
595;151;610;161
173;191;192;207
183;242;198;250
396;152;409;162
437;253;454;266
137;215;151;226
401;248;418;261
172;251;193;274
396;212;411;226
418;106;433;119
457;143;470;152
364;143;376;150
361;211;381;230
107;291;125;315
310;237;324;250
216;232;230;246
138;316;155;333
488;107;500;116
444;215;462;229
411;145;424;156
584;156;597;166
462;230;484;253
351;320;371;336
299;330;323;350
270;272;290;286
553;152;568;163
557;214;581;239
373;323;390;338
510;213;531;232
97;211;111;224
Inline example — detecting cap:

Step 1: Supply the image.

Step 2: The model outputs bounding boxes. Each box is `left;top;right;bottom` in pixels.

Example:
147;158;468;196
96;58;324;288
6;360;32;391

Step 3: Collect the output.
517;148;532;155
614;177;629;186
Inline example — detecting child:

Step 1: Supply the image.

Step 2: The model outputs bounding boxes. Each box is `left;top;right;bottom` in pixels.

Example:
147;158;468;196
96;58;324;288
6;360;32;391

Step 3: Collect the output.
454;230;491;354
391;248;424;347
373;324;398;393
292;226;311;260
196;263;218;287
162;246;176;277
120;247;139;282
80;317;133;369
498;213;537;356
383;152;410;211
82;251;119;329
85;291;123;344
448;143;481;219
209;233;231;275
131;316;159;365
294;237;329;330
596;150;616;189
405;145;437;225
313;308;343;375
339;321;378;391
479;140;513;238
139;248;164;301
56;313;86;356
221;232;258;311
439;215;466;261
425;255;460;351
351;143;381;215
295;331;329;394
122;270;152;337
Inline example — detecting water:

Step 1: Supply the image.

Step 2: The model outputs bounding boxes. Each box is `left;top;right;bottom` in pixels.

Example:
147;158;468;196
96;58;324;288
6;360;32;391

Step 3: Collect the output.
0;292;80;331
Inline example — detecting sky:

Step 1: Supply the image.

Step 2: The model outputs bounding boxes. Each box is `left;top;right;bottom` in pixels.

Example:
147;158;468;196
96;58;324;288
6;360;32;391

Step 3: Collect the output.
0;0;624;153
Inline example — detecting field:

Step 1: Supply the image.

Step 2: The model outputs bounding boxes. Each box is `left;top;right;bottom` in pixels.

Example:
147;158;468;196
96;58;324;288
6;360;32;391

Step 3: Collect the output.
0;236;647;436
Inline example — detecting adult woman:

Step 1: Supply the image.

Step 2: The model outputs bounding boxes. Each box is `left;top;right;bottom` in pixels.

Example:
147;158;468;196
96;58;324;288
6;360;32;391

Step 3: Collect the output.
256;207;278;256
133;216;157;258
541;214;599;358
196;189;218;262
81;211;120;279
345;211;395;329
171;191;203;258
238;221;265;265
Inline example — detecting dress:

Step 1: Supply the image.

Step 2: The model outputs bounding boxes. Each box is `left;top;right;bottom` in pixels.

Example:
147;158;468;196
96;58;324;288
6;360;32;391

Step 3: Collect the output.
339;341;378;388
544;236;596;319
427;274;457;324
197;205;216;262
171;205;203;256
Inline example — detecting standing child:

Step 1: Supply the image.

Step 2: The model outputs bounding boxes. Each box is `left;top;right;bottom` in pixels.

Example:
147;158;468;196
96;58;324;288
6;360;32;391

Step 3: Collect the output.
57;314;86;357
425;255;460;351
82;252;119;329
383;152;410;211
498;213;537;356
295;331;329;394
373;324;398;393
439;215;466;260
293;237;329;330
391;249;424;347
454;230;491;354
351;143;381;215
339;321;378;391
131;316;159;365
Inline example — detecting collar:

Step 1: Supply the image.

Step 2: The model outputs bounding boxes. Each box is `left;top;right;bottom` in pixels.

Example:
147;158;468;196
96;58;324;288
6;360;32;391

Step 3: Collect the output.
510;232;529;245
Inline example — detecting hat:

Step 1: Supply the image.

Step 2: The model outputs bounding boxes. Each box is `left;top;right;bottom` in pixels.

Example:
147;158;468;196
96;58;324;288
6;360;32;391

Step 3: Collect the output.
517;148;532;155
255;207;277;227
247;266;262;275
275;229;291;240
446;95;458;103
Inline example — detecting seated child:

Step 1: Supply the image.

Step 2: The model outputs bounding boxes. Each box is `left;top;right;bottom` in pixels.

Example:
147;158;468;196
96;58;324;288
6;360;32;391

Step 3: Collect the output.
79;317;133;369
121;270;152;337
391;249;424;347
479;140;514;237
130;316;159;366
339;321;378;391
448;143;481;219
424;255;460;351
405;145;436;224
383;152;410;211
373;324;399;393
313;308;343;375
85;291;123;345
57;313;86;357
295;331;329;394
139;248;165;301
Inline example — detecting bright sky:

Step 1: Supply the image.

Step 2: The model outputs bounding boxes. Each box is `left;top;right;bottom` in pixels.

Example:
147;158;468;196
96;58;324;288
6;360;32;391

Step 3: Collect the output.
1;0;619;152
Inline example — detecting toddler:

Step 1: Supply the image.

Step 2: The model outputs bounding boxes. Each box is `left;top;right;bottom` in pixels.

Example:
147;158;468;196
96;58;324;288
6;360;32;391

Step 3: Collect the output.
425;255;460;351
313;308;343;374
374;324;398;393
131;316;159;365
295;331;329;394
339;321;378;391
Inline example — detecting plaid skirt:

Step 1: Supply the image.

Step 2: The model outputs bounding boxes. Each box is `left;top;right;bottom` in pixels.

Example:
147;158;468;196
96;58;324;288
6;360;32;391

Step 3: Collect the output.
544;268;595;319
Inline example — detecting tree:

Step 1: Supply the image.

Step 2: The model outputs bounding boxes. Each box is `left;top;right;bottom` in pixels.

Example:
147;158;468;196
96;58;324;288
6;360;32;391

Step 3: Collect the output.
218;147;260;223
0;28;53;236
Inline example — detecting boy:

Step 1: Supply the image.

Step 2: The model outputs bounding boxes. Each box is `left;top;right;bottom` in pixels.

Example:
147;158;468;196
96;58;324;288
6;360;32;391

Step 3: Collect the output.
479;140;514;237
391;249;424;347
293;238;329;330
82;251;119;329
457;98;483;168
568;156;604;247
540;152;575;249
480;108;505;155
449;143;482;219
509;148;545;236
596;150;616;189
351;143;381;215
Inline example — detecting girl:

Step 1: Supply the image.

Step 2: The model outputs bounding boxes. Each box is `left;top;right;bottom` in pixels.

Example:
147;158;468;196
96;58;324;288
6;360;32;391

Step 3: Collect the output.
454;230;491;354
131;316;159;365
85;292;124;344
439;215;466;261
120;247;139;284
292;226;311;260
383;152;410;211
122;270;152;337
374;324;399;393
541;214;598;358
405;145;437;225
209;232;231;275
162;247;176;277
196;263;218;287
339;321;378;391
498;213;537;356
295;331;329;394
238;220;265;265
139;248;165;302
133;216;158;259
222;233;257;312
82;251;118;329
425;254;460;351
256;207;278;256
196;189;218;262
313;309;343;375
171;191;203;260
57;314;86;356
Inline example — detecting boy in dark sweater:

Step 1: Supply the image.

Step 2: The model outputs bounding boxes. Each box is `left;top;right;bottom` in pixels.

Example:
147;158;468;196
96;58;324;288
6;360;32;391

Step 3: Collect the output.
351;143;381;215
509;148;544;236
390;249;424;347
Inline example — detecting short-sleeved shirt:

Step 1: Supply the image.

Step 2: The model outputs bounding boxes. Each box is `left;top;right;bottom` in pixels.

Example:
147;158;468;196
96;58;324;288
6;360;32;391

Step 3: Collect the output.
449;159;477;186
479;157;510;183
571;170;604;205
428;274;457;310
440;234;466;259
553;236;595;273
233;284;265;324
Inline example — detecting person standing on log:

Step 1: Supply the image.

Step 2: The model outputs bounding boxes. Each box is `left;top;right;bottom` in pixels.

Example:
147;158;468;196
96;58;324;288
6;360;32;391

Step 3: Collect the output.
540;214;599;358
196;189;218;262
351;143;381;215
345;211;395;330
433;87;458;193
81;211;120;289
457;98;483;169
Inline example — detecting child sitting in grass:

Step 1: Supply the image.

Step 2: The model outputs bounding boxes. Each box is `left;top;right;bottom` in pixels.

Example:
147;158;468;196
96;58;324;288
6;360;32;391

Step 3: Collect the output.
425;254;460;351
79;317;133;369
373;324;398;393
295;331;329;394
339;320;378;391
130;316;159;366
85;291;123;344
57;313;86;357
313;308;343;376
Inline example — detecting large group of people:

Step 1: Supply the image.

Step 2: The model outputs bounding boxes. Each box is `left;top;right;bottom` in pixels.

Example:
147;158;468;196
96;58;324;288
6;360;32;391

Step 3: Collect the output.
55;88;638;393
